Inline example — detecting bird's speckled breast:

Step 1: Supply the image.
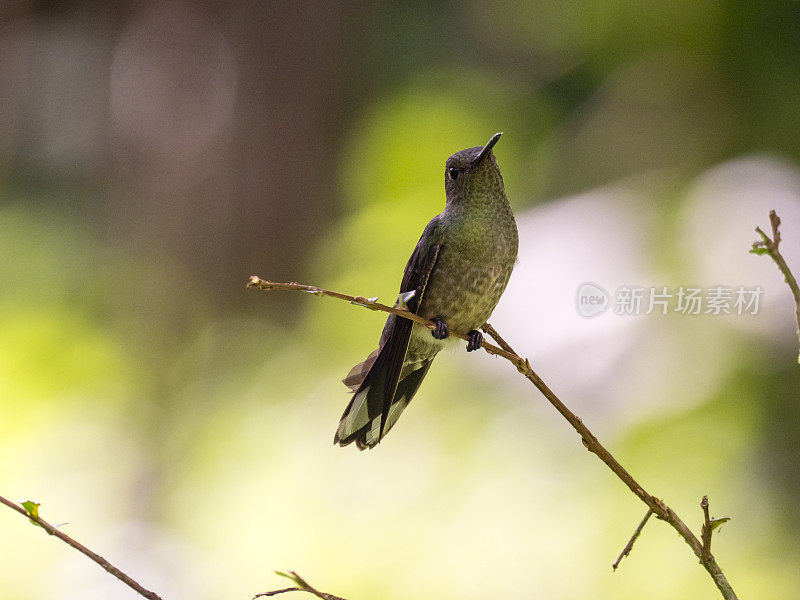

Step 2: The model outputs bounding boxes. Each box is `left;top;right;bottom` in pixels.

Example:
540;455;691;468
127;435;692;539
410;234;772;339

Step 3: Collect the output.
421;253;513;332
419;206;518;337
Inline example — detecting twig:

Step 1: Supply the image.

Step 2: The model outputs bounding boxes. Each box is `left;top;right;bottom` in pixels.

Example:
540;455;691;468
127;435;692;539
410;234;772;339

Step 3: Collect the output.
701;496;713;560
0;495;163;600
481;322;515;354
612;509;654;571
248;276;739;600
752;209;800;363
255;571;348;600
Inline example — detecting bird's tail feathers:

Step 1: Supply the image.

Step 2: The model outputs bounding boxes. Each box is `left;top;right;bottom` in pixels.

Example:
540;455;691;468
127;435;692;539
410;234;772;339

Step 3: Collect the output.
335;349;434;450
341;348;379;392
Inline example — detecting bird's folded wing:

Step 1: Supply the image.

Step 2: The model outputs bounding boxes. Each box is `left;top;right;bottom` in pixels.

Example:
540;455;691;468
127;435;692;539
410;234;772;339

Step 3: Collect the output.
377;218;442;438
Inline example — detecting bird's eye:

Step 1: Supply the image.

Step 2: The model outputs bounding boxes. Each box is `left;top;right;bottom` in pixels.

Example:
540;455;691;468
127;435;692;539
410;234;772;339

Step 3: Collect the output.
448;167;459;180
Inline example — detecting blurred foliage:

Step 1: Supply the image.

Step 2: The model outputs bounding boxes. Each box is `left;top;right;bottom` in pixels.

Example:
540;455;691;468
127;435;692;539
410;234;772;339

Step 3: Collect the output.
2;1;800;599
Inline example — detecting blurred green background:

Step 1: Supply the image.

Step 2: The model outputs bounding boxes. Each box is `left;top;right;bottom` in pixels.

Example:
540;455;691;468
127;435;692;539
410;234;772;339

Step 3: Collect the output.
2;1;800;598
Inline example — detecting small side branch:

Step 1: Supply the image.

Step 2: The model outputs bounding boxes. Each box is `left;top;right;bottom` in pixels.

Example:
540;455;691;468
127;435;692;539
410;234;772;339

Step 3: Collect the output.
0;495;163;600
701;496;713;560
255;571;348;600
751;209;800;362
613;509;654;571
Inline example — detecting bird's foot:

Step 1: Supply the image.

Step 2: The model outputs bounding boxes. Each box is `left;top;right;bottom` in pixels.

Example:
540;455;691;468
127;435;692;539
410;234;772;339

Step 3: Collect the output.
466;330;483;352
431;318;449;340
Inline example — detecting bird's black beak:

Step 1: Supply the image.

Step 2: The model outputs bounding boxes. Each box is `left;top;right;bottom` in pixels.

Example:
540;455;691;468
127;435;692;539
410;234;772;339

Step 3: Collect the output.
472;132;502;167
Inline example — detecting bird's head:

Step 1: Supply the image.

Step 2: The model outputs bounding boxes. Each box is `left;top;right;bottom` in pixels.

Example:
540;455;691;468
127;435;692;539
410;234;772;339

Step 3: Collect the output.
444;132;504;203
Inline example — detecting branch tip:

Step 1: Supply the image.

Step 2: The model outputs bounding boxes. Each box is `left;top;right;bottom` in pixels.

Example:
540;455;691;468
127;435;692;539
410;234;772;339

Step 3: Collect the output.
701;495;713;561
750;210;800;363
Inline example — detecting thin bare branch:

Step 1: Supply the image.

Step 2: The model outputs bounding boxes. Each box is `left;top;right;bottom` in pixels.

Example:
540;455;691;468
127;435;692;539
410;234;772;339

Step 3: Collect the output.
255;572;348;600
0;495;163;600
246;278;519;364
752;209;800;363
613;509;654;571
248;276;739;600
255;588;303;597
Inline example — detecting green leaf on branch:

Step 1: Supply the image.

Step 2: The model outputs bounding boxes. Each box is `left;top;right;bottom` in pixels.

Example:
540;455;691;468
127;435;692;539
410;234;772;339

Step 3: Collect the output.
21;500;41;526
709;516;731;532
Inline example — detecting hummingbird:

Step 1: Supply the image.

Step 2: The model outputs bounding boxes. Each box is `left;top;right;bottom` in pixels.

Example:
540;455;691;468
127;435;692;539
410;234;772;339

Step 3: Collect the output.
335;133;518;449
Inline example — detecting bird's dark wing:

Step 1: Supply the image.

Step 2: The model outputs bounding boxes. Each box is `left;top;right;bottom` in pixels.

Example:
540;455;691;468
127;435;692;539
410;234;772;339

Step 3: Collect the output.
377;219;443;438
400;219;443;306
334;217;442;448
